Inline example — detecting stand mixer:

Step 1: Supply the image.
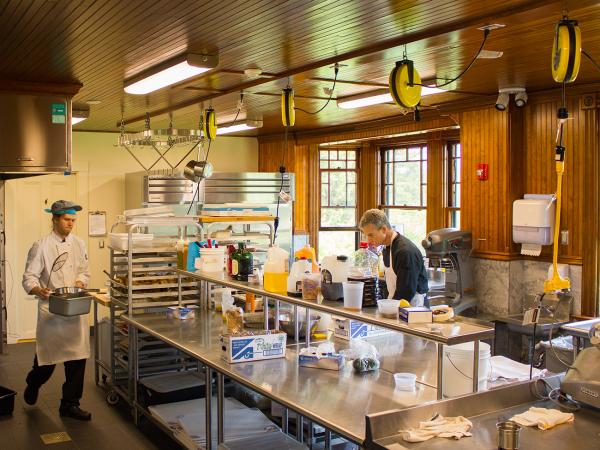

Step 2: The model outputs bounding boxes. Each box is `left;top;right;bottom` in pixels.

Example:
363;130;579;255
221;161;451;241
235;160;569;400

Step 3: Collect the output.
421;228;477;315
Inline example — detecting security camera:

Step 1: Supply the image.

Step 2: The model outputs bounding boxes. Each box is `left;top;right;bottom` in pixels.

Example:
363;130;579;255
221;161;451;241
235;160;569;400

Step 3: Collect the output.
496;87;527;111
495;92;509;111
514;91;528;108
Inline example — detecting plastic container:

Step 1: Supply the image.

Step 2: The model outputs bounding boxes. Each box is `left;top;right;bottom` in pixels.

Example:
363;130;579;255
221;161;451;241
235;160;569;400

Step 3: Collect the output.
377;299;400;317
138;372;206;407
109;232;154;250
198;247;226;272
264;245;289;294
288;259;311;296
0;385;16;415
343;281;364;310
167;305;198;320
302;273;321;300
394;373;417;391
442;341;491;397
352;242;379;277
321;255;350;301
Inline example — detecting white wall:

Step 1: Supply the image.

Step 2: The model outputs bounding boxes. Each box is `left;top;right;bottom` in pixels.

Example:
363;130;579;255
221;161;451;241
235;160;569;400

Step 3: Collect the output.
71;131;258;295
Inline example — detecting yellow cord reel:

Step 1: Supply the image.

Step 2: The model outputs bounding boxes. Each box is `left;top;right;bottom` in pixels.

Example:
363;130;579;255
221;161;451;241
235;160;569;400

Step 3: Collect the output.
203;108;217;139
389;59;422;108
281;88;296;127
552;19;581;83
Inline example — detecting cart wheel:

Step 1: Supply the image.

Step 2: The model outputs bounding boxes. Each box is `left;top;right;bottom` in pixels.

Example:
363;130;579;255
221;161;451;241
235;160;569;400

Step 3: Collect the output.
106;391;120;406
101;374;107;384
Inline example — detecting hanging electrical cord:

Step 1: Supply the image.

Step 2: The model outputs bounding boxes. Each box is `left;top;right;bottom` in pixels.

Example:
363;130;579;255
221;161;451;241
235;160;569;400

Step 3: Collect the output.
273;125;289;244
186;139;212;215
532;377;581;412
582;50;600;73
294;63;340;115
429;28;490;89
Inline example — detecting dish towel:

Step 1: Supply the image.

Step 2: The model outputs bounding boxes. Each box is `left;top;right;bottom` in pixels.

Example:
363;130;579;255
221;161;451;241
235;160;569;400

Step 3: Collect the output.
510;407;574;430
399;415;473;442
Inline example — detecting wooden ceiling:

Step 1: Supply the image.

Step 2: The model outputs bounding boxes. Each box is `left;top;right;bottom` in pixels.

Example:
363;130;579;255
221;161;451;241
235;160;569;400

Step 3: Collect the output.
2;0;600;136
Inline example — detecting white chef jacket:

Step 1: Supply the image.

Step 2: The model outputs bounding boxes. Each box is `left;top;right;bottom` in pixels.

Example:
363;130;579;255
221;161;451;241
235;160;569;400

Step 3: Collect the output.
22;231;91;366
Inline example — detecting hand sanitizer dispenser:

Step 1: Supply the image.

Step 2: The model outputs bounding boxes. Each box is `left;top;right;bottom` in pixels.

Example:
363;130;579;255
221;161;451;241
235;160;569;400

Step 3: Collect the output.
513;194;555;256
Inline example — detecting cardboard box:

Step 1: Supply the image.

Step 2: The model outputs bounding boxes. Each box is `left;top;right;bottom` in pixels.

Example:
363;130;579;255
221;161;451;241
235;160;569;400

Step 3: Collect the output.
221;330;287;363
298;353;345;371
333;318;390;340
399;307;433;324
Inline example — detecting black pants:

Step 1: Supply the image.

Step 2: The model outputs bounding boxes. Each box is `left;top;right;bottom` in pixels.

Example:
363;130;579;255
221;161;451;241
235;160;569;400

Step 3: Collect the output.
26;355;86;408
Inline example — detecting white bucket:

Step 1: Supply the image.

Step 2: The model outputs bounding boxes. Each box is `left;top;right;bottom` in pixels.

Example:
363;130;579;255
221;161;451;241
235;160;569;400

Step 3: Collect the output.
199;247;226;272
442;341;491;398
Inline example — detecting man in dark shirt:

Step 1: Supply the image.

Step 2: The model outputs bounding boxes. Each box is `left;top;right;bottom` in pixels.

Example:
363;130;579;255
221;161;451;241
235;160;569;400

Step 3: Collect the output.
359;209;429;306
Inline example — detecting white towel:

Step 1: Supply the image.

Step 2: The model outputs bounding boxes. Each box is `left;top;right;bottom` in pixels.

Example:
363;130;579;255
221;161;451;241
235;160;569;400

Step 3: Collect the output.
399;415;473;442
510;407;574;430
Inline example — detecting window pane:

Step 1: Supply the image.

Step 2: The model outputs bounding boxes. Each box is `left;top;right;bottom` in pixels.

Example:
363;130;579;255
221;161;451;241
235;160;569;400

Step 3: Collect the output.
456;143;461;157
450;210;461;229
321;208;356;227
330;160;346;169
394;148;405;161
408;147;421;161
421;160;427;181
318;231;356;261
385;209;427;252
321;172;328;183
386;162;392;181
347;151;356;160
385;185;393;204
385;150;392;162
320;160;328;169
348;160;356;169
422;147;428;159
455;183;461;207
347;172;356;183
329;172;347;205
394;162;421;205
338;150;346;160
347;184;356;206
320;151;328;160
421;185;427;205
321;185;329;206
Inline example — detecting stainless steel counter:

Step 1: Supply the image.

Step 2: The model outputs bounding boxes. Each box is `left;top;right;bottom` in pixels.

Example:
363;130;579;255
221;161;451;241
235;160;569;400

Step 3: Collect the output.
365;376;600;449
561;318;600;339
179;270;495;345
121;311;439;444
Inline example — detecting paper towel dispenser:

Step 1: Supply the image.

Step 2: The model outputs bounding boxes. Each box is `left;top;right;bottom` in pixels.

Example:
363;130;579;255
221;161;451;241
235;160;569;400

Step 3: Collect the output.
513;194;555;256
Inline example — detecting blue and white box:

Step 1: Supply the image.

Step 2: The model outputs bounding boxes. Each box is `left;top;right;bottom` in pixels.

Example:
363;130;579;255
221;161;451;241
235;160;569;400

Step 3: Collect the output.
221;330;287;363
399;307;433;324
333;318;390;340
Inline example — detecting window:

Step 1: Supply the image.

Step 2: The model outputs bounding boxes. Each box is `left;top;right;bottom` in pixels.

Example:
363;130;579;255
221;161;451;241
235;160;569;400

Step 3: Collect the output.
447;141;461;228
380;145;427;248
318;148;359;260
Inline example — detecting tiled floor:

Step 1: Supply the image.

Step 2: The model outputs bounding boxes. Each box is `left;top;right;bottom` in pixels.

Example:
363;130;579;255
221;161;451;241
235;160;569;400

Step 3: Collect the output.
0;341;182;450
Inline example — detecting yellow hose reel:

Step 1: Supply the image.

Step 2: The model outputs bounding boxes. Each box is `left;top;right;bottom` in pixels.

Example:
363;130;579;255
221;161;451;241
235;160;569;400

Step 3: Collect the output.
203;108;217;140
281;88;296;127
389;59;422;109
552;19;581;83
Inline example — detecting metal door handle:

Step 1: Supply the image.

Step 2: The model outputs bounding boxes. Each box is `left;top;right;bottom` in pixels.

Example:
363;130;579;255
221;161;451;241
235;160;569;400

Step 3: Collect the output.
17;156;34;162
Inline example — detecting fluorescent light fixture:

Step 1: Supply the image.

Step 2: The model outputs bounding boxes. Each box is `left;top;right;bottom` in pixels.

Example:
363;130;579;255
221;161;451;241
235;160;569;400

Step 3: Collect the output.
124;53;218;95
72;105;90;124
215;119;262;135
477;49;504;59
337;86;446;109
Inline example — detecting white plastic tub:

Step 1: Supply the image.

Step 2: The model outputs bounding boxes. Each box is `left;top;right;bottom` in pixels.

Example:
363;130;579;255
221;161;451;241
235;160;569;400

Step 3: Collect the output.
394;372;417;391
109;233;154;250
377;299;399;317
442;341;491;398
198;247;226;272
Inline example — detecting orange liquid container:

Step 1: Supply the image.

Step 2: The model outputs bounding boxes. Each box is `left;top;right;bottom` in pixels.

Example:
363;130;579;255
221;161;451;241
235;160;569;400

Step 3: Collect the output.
264;272;288;293
295;245;318;272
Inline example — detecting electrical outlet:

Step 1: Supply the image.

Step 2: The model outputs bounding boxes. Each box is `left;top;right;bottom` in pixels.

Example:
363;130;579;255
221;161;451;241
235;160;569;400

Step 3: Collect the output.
560;230;569;245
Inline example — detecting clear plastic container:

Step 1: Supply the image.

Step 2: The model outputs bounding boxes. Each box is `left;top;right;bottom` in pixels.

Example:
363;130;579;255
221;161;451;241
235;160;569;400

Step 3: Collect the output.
394;372;417;391
377;299;400;317
264;245;289;293
343;281;364;310
352;242;379;277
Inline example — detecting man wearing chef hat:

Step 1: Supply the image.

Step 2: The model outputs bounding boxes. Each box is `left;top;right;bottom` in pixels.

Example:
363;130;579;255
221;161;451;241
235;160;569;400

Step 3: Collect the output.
359;209;429;307
22;200;92;421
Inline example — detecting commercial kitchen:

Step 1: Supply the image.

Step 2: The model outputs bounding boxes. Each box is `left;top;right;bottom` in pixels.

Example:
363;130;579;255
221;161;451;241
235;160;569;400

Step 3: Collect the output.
1;1;600;449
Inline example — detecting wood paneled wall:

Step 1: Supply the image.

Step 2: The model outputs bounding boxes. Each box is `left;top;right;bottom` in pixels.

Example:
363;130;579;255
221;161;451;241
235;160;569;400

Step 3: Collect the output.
426;132;446;232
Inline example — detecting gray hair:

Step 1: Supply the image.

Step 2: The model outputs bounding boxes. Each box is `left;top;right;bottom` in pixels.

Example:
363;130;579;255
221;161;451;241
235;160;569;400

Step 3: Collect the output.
359;209;391;230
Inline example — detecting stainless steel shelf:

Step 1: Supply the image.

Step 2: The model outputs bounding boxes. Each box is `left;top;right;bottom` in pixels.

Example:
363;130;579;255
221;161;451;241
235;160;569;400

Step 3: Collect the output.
179;270;494;346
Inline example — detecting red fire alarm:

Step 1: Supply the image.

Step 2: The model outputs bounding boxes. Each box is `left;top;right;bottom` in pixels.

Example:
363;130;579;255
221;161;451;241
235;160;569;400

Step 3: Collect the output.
477;163;488;181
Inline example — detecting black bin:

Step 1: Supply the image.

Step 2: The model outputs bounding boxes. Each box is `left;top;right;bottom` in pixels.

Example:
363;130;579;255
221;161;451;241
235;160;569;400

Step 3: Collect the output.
0;386;16;415
138;372;207;408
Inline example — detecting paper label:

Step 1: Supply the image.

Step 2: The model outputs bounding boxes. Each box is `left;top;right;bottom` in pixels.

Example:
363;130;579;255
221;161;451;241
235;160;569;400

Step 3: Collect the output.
522;307;540;325
51;102;66;124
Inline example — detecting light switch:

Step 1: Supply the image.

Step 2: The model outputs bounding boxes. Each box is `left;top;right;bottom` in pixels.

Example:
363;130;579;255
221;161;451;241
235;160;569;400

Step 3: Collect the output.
99;240;104;249
560;230;568;245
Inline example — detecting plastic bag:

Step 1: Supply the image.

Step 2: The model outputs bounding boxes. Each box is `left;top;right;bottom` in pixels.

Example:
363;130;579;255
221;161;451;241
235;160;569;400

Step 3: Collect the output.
341;339;380;373
222;293;244;333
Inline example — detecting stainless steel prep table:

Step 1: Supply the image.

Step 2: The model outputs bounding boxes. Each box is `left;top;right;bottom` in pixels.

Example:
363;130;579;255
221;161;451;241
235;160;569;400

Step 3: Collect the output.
365;376;600;449
121;310;439;447
561;318;600;360
180;270;495;400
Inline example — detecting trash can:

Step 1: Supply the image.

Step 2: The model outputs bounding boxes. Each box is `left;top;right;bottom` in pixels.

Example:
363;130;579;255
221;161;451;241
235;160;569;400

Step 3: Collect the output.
0;386;16;415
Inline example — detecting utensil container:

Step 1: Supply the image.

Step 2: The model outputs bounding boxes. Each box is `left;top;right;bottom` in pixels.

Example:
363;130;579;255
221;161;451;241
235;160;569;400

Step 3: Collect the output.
497;420;521;450
49;288;92;316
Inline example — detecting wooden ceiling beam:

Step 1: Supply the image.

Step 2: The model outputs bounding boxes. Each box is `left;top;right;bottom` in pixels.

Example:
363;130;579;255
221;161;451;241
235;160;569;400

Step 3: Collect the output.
119;0;568;126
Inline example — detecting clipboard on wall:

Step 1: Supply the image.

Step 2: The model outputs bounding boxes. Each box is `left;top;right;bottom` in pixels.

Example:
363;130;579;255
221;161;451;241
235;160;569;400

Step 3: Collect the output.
89;211;107;236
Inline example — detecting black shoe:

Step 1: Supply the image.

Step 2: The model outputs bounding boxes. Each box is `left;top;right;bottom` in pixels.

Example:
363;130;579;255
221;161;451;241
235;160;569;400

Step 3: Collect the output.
23;384;39;405
59;405;92;421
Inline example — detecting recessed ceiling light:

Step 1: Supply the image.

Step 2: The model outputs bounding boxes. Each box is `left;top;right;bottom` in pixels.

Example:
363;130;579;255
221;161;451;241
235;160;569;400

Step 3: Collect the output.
244;68;263;77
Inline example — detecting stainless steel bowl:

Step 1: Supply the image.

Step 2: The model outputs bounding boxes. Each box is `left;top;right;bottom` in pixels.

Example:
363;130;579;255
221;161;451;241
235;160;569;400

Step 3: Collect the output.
269;311;320;339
